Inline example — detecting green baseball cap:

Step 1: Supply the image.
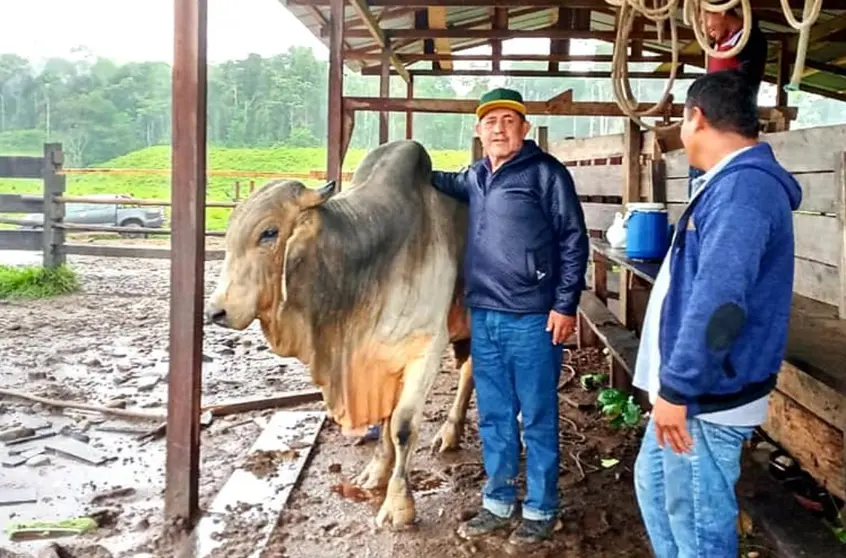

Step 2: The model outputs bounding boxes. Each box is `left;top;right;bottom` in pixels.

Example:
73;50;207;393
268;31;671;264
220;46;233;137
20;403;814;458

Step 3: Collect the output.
476;87;527;119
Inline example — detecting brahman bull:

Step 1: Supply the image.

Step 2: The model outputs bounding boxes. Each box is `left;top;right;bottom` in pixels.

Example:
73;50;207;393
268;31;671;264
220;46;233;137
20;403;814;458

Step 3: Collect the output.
205;140;476;528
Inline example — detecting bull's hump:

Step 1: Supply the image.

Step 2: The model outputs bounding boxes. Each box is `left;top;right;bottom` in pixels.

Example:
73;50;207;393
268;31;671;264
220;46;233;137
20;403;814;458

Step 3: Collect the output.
350;140;431;191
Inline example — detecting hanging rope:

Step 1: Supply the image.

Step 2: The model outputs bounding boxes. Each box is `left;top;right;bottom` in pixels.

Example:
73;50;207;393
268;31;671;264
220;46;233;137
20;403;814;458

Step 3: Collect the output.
605;0;823;129
779;0;824;90
608;0;682;131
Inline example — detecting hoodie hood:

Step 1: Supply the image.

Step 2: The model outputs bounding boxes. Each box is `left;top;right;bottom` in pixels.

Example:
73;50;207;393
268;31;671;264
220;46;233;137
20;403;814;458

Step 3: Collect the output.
722;142;803;211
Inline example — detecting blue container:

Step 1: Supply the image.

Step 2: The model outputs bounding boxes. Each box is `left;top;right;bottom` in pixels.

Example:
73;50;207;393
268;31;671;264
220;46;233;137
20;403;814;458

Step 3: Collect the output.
625;203;669;260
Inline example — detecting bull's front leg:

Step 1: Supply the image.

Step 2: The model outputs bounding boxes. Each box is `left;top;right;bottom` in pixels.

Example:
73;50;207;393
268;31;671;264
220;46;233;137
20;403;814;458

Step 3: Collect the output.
431;354;474;453
353;417;394;489
376;331;448;529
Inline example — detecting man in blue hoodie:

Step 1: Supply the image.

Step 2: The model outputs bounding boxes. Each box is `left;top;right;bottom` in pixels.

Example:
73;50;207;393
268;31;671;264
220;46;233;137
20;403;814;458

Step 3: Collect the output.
632;69;802;557
430;88;588;546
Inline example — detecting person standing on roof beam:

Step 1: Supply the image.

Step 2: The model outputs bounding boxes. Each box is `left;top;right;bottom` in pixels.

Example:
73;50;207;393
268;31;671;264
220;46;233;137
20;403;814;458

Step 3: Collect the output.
687;6;768;197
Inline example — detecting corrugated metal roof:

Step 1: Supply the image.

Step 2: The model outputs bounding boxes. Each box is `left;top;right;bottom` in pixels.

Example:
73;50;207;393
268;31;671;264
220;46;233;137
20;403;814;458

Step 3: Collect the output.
277;2;846;102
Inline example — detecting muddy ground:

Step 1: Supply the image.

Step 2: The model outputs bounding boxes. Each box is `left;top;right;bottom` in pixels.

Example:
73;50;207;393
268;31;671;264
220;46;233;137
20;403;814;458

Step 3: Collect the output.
0;240;777;557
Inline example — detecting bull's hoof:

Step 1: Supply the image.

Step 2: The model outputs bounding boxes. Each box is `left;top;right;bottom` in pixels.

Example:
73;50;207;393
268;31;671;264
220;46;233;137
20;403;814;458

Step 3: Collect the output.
353;456;391;490
430;418;463;453
375;478;416;529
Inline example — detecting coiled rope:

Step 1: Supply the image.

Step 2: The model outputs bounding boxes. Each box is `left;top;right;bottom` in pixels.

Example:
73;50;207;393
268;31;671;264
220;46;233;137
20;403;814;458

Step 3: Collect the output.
606;0;823;130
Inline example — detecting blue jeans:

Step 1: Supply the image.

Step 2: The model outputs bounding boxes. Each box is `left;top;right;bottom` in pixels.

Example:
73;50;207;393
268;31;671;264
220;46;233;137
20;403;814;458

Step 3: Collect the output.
470;308;563;521
634;416;755;558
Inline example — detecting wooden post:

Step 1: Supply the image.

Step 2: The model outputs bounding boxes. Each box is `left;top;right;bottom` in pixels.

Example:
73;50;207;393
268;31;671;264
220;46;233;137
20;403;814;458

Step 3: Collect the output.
327;0;345;186
166;0;207;526
836;150;846;319
379;48;390;145
492;8;508;72
619;120;642;328
592;250;608;303
647;157;666;203
535;126;548;152
42;143;65;269
777;38;790;108
234;181;240;201
405;75;414;139
470;136;483;162
341;108;355;167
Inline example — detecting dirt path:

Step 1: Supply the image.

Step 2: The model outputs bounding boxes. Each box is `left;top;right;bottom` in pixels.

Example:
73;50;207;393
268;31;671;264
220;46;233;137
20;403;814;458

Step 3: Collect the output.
0;251;313;557
260;347;654;558
0;247;778;557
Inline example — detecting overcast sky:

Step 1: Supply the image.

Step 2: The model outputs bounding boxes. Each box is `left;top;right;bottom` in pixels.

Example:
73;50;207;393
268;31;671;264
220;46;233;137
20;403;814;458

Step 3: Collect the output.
0;0;328;64
1;0;596;66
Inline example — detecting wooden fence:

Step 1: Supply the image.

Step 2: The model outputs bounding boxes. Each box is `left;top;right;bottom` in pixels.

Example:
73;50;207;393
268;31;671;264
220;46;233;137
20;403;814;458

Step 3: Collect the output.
550;121;846;505
0;144;235;265
0;143;359;266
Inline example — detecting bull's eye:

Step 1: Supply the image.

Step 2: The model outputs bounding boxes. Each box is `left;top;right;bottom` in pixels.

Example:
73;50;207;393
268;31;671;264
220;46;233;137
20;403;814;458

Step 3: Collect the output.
259;227;279;244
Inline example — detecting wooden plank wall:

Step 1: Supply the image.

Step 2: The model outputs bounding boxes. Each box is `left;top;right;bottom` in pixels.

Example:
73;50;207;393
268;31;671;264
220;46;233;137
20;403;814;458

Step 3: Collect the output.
661;124;846;310
549;133;657;235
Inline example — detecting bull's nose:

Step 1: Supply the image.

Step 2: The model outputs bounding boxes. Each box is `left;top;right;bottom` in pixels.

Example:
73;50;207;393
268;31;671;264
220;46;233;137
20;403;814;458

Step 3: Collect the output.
206;308;228;327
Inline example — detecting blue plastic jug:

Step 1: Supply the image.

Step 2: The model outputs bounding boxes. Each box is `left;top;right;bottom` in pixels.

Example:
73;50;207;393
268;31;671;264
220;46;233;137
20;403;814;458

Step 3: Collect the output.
625;202;669;260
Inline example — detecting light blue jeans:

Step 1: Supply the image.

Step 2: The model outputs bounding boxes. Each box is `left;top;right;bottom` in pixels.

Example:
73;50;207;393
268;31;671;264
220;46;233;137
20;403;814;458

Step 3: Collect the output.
470;308;563;522
634;416;755;558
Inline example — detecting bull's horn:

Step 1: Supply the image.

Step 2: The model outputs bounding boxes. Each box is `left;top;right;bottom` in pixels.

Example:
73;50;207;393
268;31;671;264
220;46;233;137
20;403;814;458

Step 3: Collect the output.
317;180;336;199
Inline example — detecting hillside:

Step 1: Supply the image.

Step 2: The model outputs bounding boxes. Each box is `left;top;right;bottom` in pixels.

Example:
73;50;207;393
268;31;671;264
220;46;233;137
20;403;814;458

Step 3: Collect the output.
0;145;470;230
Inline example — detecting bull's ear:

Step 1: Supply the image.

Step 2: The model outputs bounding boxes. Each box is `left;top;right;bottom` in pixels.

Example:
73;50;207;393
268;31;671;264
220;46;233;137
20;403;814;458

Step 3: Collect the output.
281;227;309;305
298;180;336;209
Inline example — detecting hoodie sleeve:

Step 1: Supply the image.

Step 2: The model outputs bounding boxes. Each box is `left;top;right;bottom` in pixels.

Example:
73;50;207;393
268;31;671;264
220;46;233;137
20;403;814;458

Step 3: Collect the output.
431;169;471;202
658;200;771;405
543;165;589;316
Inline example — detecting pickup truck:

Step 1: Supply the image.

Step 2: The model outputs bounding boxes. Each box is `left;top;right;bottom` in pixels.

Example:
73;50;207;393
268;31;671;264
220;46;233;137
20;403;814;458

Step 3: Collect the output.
18;194;165;235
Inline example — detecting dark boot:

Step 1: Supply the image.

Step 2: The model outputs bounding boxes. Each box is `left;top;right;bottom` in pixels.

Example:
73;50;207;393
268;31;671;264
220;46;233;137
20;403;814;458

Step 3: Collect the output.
457;508;513;539
507;517;558;546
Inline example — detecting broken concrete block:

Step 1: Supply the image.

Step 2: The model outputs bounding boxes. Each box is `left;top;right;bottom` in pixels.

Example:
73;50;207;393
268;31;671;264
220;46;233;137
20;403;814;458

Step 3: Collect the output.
26;455;50;467
0;427;35;443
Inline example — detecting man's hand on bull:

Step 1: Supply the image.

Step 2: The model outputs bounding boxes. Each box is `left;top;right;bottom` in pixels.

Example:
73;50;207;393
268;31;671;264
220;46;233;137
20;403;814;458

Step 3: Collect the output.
546;311;575;345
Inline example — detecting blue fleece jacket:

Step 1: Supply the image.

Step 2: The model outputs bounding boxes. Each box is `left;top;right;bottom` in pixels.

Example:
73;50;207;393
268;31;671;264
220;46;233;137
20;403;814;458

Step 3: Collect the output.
658;142;802;415
431;140;589;316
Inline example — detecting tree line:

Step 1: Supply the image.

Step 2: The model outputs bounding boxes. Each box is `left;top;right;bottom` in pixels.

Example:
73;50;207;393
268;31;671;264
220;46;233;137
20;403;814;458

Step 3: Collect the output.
0;45;842;167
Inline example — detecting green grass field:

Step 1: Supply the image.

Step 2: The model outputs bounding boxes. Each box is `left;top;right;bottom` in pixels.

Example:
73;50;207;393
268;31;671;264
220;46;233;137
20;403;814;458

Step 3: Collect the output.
0;264;79;299
0;145;471;231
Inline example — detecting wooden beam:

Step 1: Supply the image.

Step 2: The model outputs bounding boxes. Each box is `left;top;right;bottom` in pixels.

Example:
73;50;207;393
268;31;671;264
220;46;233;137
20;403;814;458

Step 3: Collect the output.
405;74;414;139
427;6;452;71
0;229;42;251
290;0;846;8
619;120;642;329
346;52;702;64
348;0;411;83
777;39;790;107
0;194;43;214
364;68;705;79
0;156;43;179
181;411;326;557
327;0;344;185
166;0;207;526
804;58;846;79
369;27;700;41
305;5;353;52
837;150;846;319
379;49;390;144
785;12;846;52
344;96;682;117
492;8;508;72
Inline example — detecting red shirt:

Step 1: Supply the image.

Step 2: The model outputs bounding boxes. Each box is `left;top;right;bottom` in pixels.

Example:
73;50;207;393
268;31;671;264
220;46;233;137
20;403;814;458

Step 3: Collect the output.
706;29;743;73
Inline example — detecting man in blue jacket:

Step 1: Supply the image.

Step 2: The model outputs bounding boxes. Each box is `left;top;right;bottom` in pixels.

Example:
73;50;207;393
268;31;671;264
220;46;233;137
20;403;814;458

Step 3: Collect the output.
633;69;802;557
430;88;588;546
